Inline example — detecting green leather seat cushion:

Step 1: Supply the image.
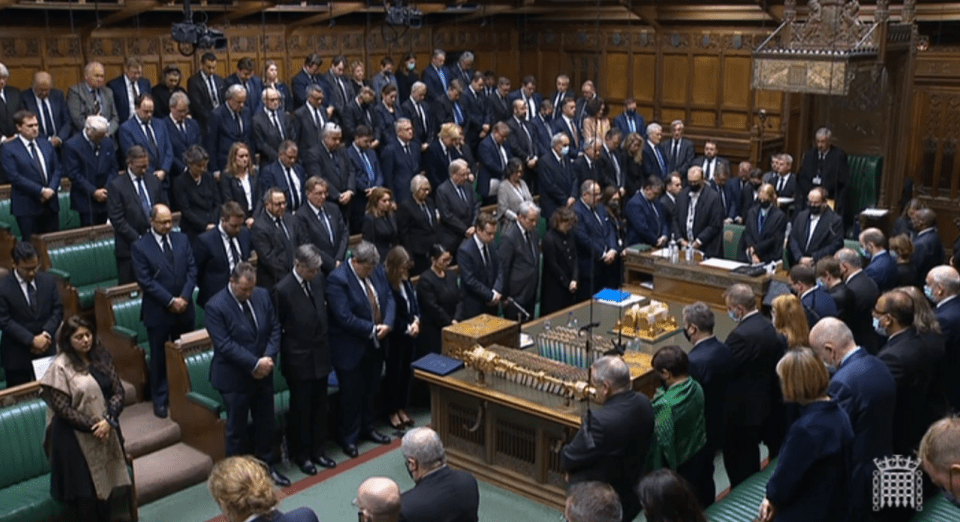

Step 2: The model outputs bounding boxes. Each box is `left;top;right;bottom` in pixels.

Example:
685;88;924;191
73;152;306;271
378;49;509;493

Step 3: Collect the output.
0;474;64;522
0;399;50;488
723;223;745;261
48;239;117;288
111;289;205;364
77;280;119;309
911;493;960;520
704;458;778;522
0;199;21;238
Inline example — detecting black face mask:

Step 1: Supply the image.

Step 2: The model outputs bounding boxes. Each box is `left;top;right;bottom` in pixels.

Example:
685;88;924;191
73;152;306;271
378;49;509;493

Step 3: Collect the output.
682;327;692;343
760;200;772;210
689;183;702;193
809;204;823;215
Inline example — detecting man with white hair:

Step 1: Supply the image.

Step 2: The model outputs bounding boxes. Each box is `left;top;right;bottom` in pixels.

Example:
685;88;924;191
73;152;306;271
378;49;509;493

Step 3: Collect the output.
642;122;670;180
664;120;694;175
562;356;654;522
67;61;119;135
63;115;116;225
252;87;294;166
358;477;402;522
0;62;21;143
798;127;849;212
206;83;251;173
926;265;960;410
400;427;479;522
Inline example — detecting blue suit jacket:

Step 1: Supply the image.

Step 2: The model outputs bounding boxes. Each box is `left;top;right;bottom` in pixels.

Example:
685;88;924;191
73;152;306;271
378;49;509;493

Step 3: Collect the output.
163;115;203;177
206;105;252;172
195;227;252;307
477;135;511;198
641;142;670;180
802;286;839;322
829;348;896;517
1;138;62;216
380;140;421;204
62;133;117;216
613;111;646;138
131;231;197;329
118;116;174;174
347;144;384;194
573;200;618;279
457;237;504;319
864;250;899;292
107;75;153;123
711;180;741;221
687;336;736;451
624;192;667;246
224;74;264;112
550;116;581;160
259;160;306;210
421;65;447;101
207;285;280;392
290;70;322;109
327;262;396;371
538;151;576;221
937;298;960;410
20;89;72;141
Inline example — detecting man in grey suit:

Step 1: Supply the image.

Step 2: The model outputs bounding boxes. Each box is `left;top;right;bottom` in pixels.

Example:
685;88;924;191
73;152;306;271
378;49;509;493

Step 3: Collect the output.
664;120;695;177
499;201;541;321
67;61;119;136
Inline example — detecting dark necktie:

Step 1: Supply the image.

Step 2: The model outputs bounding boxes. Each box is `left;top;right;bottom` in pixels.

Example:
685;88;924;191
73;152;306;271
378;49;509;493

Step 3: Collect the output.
241;300;256;328
275;216;290;241
319;209;334;243
302;280;315;306
131;80;139;100
143;122;158;155
233;111;243;133
285;167;301;208
28;281;37;313
271;111;284;139
649;198;660;220
92;90;101;115
817;152;825;179
457;185;467;202
481;243;491;267
523;229;536;260
337;78;348;104
162;235;174;265
228;237;241;271
136;177;151;216
41;99;55;137
29;142;47;184
520;121;533;156
654;146;666;174
672;141;680;166
776;176;785;194
415;102;426;131
420;202;433;227
313;107;324;129
177;119;186;135
207;75;219;107
403;143;411;157
720;186;727;213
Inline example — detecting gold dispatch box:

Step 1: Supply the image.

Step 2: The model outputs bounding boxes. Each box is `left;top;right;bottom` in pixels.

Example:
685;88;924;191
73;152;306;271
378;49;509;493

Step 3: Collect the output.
442;314;520;358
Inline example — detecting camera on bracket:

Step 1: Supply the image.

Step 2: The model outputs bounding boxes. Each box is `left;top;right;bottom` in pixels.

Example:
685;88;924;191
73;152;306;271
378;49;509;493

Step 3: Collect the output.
171;22;227;51
385;4;423;28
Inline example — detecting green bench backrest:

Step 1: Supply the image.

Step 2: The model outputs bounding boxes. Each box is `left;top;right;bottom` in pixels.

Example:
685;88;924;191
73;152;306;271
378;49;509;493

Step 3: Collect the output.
58;192;81;231
723;223;745;261
847;155;882;213
48;239;117;287
704;458;778;522
111;288;206;346
0;199;21;239
0;399;50;489
911;492;960;520
184;349;224;409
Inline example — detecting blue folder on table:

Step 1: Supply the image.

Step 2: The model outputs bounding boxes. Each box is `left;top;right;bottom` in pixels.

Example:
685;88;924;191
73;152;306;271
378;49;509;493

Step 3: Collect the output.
411;353;465;376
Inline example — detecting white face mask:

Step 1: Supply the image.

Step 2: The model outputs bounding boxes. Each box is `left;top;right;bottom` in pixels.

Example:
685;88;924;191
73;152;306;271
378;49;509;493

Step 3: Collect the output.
560;145;570;156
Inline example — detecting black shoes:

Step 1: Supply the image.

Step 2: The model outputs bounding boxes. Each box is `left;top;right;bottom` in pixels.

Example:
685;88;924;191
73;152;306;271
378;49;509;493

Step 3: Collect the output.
342;444;359;458
313;454;337;469
363;430;391;444
153;404;168;418
269;467;291;487
296;460;318;476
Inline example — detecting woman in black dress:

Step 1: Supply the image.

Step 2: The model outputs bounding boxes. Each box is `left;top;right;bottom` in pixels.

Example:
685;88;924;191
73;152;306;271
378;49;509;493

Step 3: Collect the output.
218;142;260;227
384;246;420;429
173;144;222;251
262;60;292;113
374;84;400;144
40;316;131;521
890;233;918;288
621;132;645;197
362;187;399;260
416;244;462;356
541;207;580;316
395;52;419;104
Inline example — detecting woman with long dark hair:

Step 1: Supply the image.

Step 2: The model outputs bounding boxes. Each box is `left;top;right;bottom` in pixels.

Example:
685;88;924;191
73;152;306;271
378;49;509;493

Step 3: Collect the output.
416;244;462;356
637;468;706;522
384;246;420;429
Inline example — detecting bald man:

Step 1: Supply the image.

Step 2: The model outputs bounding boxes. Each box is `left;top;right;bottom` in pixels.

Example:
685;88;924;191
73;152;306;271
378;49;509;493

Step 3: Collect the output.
810;318;895;521
926;265;960;410
21;71;72;147
357;477;401;522
67;61;119;135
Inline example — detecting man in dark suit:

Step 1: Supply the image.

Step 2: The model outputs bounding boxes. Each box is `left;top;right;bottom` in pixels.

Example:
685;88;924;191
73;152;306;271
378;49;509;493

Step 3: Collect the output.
837;248;881;354
663;120;694;176
486;78;512;127
433;80;466;134
195;202;252;308
562;356;654;522
498;202;540;322
422;122;459;191
107;145;168;284
131;203;197;418
710;163;742;223
272;244;337;474
292;85;329;181
538;133;576;221
381;119;421;206
0;64;21;143
207;85;252;173
874;290;948;456
532;99;555;156
63;115;115;226
694;139;731;183
641;123;670;180
107;57;152;124
347;125;384;232
207;262;289;486
573;180;619;300
316;123;356;222
0;242;63;387
402;81;434;147
250;188;296;289
67;61;119;136
613;97;646;138
810;318;896;521
435;159;478;258
551;97;581;160
926;265;960;410
659;173;682;228
672;166;724;259
260;140;306;213
797;127;849;214
186;52;225;131
508;76;542;123
546;74;571;123
738;183;787;264
912;208;945;283
506;100;540;184
624;176;668;248
788;264;838;326
457;212;503;319
738;167;764;220
477;122;511;202
682;302;735;509
251;87;295;167
400;427;480;522
787;187;843;266
341;86;380;146
224;57;264;112
327;241;395;457
2;110;62;241
290;53;324;110
21;71;72;149
421;49;448;102
722;283;787;488
397;175;439;274
860;228;899;292
321;56;353;118
163;91;203;180
816;257;857;327
460;73;490;154
151;65;185;120
118;94;173;182
763;154;798;200
295;176;349;274
597;129;625;193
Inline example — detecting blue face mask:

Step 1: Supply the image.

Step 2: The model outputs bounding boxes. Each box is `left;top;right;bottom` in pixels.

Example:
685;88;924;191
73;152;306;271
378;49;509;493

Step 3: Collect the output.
560;145;570;156
860;246;872;259
407;62;416;71
817;279;826;289
728;310;740;323
890;251;899;261
873;316;887;337
925;285;936;301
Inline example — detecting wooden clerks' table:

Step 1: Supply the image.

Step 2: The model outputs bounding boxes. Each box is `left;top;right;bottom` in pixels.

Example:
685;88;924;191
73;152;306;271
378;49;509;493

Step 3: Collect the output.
416;299;686;510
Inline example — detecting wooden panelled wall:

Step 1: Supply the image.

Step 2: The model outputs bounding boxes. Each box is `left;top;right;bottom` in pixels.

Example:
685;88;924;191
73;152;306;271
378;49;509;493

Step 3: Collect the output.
908;47;960;246
0;23;786;165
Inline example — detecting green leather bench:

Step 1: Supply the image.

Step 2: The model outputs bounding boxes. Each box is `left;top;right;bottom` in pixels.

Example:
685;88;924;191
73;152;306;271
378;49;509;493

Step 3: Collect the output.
46;235;117;311
0;394;64;522
847;155;882;218
723;223;745;261
704;458;778;522
911;492;960;520
0;190;81;240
